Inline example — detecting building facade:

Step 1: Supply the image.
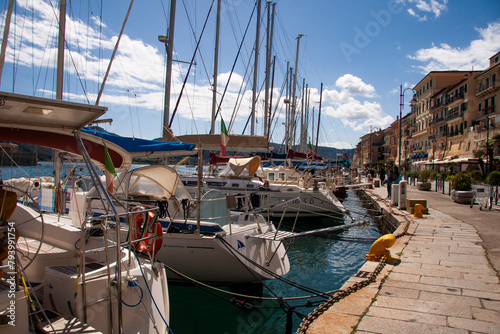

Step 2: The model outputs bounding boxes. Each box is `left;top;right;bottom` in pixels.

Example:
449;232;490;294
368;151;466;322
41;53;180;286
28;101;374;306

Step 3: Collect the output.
356;52;500;172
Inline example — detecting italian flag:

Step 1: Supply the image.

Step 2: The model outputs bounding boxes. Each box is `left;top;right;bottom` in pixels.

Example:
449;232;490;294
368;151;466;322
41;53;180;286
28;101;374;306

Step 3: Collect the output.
220;117;229;155
308;141;314;157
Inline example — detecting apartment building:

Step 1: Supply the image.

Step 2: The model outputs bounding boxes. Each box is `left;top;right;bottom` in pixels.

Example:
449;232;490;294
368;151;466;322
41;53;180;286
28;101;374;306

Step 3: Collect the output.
355;51;500;171
428;72;481;162
352;130;384;168
472;53;500;162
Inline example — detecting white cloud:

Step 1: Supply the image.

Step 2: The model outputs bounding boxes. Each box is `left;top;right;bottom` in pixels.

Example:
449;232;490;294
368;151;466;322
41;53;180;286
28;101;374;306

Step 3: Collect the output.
335;74;377;97
409;21;500;73
402;0;448;21
217;72;246;92
317;75;393;135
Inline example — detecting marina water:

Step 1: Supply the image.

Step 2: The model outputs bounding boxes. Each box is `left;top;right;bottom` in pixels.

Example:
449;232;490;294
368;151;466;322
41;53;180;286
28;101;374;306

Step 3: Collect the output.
1;162;382;333
169;189;381;333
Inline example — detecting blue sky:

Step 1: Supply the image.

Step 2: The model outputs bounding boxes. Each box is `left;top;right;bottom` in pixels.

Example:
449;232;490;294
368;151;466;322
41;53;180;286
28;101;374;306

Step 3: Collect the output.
1;0;499;151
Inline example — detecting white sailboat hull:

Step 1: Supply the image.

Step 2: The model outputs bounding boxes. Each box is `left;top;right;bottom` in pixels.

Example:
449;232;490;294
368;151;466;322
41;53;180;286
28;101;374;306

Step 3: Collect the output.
8;202;171;334
181;175;347;218
156;220;290;284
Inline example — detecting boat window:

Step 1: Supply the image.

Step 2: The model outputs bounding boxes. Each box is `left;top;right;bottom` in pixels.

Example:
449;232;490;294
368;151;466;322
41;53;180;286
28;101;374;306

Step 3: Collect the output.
174;180;193;200
129;177;164;196
185;181;198;186
232;183;239;188
246;184;254;188
268;172;275;181
207;181;223;187
278;173;285;181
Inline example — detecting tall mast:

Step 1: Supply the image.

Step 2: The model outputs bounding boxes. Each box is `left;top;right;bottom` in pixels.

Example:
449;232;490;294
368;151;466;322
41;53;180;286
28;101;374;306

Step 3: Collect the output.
290;34;303;150
56;0;66;100
267;55;276;138
211;0;221;134
315;82;323;154
0;0;14;86
304;84;311;148
54;0;67;193
300;79;305;152
264;2;275;137
251;0;261;135
162;0;176;140
284;61;290;153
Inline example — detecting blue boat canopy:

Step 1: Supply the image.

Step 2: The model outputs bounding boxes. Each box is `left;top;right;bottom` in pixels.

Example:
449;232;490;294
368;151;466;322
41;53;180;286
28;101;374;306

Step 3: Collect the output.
82;128;196;158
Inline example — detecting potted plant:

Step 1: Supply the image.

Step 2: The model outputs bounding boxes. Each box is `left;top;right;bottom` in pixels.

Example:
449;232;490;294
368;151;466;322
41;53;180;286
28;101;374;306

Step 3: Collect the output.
417;170;432;191
451;172;473;204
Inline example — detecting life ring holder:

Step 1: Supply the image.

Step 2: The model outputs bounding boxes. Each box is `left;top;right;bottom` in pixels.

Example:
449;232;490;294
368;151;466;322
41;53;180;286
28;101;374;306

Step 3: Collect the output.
131;206;163;257
0;185;44;272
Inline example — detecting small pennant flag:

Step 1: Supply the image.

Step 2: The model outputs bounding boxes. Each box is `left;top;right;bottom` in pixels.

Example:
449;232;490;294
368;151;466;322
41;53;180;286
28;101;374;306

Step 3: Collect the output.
220;117;229;155
103;140;117;176
103;140;116;192
308;141;314;157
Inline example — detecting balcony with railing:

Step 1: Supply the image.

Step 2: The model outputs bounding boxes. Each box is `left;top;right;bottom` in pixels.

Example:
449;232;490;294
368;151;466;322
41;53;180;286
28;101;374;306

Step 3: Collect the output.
444;91;465;105
429;116;445;127
429;132;445;140
412;127;430;138
448;129;464;138
476;80;499;97
478;105;496;119
430;100;444;111
445;110;464;121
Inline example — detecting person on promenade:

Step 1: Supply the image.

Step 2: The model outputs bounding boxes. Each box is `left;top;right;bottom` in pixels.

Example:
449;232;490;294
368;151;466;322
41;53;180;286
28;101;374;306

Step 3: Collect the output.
383;166;399;198
379;168;386;184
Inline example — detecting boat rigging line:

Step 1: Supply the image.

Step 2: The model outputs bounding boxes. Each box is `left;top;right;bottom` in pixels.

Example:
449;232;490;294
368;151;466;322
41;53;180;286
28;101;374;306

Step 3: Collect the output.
169;0;215;128
211;1;257;131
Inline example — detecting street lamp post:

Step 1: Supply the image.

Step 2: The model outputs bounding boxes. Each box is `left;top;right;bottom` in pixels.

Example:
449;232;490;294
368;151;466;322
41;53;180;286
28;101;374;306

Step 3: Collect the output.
431;139;436;170
485;116;494;176
399;85;416;173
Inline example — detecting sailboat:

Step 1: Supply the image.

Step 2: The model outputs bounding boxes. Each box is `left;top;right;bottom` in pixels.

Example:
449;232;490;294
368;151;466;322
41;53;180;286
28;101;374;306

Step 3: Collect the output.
181;155;348;218
0;91;170;333
79;127;290;284
0;0;170;331
91;163;291;284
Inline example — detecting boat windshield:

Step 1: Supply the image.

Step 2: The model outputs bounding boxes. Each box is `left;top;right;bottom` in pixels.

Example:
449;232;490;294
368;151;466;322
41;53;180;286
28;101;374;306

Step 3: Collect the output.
199;190;229;226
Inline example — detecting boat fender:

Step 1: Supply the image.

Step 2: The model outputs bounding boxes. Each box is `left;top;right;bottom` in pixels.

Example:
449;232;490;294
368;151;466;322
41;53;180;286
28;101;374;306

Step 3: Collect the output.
133;207;163;256
365;234;399;264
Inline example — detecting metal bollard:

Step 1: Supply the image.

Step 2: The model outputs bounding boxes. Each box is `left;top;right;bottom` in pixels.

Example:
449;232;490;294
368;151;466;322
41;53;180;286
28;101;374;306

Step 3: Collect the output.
399;180;407;210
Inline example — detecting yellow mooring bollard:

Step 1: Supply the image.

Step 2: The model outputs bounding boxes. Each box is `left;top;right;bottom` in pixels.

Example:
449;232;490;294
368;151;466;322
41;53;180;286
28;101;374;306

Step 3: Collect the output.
365;234;400;264
413;203;424;218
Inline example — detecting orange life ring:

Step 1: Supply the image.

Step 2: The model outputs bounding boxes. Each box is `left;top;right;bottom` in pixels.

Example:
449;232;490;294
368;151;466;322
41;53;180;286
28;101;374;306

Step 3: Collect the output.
133;208;163;256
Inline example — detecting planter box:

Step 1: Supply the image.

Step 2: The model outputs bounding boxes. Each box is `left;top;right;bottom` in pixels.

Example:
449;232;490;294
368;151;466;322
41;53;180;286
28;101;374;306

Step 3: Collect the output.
417;182;432;191
451;190;474;204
